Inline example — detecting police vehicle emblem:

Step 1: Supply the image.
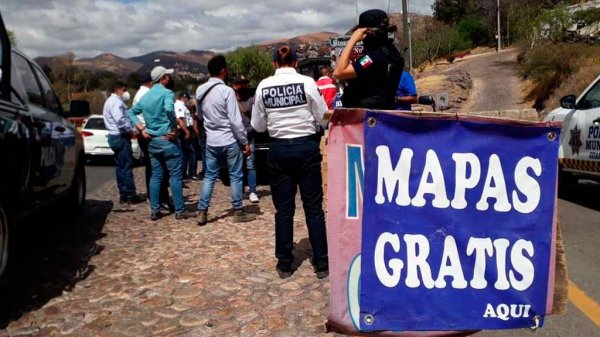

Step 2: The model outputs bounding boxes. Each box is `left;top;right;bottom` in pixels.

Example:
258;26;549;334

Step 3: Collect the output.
569;125;582;155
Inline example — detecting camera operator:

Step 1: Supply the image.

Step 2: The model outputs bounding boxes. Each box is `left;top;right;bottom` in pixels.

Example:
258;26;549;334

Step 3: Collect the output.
333;9;403;110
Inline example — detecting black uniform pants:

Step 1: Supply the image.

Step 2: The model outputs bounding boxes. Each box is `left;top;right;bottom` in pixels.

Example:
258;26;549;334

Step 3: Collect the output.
268;136;328;269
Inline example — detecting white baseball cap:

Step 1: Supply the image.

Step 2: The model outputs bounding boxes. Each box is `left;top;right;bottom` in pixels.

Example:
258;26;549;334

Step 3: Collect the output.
151;66;174;83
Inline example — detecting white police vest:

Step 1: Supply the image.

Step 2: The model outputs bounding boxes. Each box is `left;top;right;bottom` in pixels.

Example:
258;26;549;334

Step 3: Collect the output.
252;68;327;139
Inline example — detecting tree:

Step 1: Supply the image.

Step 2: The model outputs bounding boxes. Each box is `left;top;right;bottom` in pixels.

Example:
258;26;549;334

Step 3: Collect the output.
458;17;493;46
8;30;16;46
412;17;472;66
225;45;273;87
432;0;476;24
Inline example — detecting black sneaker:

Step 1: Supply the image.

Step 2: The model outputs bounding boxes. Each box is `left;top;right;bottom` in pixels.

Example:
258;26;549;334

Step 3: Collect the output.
313;260;329;279
127;194;146;204
150;211;163;221
276;266;292;279
276;260;293;279
189;175;201;181
115;201;134;212
197;210;208;226
175;210;196;220
160;202;175;213
233;209;256;223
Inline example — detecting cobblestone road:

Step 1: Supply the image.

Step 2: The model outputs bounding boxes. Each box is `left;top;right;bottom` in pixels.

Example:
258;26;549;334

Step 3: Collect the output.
0;168;336;337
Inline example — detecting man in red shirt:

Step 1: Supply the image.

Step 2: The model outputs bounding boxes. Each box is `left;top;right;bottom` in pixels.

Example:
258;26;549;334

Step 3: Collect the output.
316;67;337;110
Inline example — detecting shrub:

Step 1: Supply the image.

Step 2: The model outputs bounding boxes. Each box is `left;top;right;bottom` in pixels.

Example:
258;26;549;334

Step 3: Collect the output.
543;60;600;115
458;17;493;46
520;43;600;110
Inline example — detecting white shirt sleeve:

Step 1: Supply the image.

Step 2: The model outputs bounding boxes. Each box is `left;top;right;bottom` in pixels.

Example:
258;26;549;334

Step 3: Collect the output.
175;101;186;119
307;79;328;128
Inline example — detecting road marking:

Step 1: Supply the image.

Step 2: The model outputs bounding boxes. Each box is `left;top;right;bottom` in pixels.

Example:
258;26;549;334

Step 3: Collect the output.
569;279;600;327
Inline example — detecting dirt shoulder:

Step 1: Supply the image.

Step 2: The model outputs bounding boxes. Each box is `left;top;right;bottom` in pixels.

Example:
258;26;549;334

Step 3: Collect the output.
415;48;538;121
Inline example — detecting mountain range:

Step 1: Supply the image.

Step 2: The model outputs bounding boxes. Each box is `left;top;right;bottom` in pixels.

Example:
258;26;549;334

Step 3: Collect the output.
34;31;339;76
33;13;430;76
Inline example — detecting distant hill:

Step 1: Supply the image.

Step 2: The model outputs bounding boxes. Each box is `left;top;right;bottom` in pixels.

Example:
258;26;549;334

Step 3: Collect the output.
262;31;339;47
35;49;214;76
77;53;143;74
129;50;214;75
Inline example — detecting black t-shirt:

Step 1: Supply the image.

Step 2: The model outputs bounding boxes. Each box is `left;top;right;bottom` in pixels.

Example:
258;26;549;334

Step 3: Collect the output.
341;44;403;110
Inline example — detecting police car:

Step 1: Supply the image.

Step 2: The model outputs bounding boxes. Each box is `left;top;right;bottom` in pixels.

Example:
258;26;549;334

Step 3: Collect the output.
543;74;600;184
0;12;89;287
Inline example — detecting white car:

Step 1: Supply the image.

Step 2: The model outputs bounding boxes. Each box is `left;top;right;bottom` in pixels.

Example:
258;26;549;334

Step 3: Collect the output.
543;74;600;184
82;115;141;161
544;74;600;123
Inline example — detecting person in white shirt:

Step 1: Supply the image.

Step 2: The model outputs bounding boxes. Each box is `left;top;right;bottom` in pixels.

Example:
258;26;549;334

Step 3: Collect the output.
133;74;152;106
102;81;144;207
252;46;329;279
175;92;198;180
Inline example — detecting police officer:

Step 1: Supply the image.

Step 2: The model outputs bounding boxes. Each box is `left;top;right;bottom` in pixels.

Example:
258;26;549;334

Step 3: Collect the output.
252;46;329;279
333;9;403;110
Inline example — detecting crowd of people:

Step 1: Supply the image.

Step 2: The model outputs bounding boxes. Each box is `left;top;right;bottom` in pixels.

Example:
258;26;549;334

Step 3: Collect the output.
101;8;418;280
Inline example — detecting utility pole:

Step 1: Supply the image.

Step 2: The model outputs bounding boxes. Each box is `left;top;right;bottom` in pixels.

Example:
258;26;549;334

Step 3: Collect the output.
402;0;412;71
497;0;502;52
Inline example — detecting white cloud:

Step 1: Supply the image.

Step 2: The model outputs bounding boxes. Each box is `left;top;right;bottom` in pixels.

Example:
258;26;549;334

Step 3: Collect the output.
2;0;434;59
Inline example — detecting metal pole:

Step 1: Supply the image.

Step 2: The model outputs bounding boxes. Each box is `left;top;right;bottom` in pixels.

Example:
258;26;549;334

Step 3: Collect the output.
507;12;510;46
402;0;411;70
408;16;413;72
497;0;502;51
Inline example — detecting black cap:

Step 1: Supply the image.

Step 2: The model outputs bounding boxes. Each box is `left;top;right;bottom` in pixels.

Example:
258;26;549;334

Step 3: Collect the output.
178;91;191;99
358;9;389;29
141;73;153;84
232;75;250;84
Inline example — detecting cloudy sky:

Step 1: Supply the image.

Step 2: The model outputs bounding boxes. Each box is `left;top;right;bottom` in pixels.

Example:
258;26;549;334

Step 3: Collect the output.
2;0;434;59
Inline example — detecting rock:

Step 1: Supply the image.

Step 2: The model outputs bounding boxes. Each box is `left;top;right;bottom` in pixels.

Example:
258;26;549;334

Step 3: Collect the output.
179;312;209;327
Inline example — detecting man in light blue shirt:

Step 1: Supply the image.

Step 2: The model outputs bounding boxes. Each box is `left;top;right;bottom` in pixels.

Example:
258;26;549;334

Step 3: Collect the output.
195;55;255;226
103;81;143;207
129;66;195;221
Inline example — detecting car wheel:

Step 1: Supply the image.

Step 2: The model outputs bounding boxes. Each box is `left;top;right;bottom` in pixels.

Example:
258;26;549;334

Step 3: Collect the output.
67;157;87;214
0;207;14;287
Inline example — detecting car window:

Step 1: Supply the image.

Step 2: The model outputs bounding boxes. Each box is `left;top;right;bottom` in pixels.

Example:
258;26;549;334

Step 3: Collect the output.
579;80;600;110
33;65;63;115
84;118;106;130
12;53;43;106
0;32;3;94
10;60;27;105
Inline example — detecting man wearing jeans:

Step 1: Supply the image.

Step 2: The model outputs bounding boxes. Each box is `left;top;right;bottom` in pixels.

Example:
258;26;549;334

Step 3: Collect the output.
102;81;144;208
129;66;195;221
195;55;256;226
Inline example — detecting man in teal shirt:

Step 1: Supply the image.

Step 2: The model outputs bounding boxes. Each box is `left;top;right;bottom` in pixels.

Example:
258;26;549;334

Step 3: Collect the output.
129;66;194;221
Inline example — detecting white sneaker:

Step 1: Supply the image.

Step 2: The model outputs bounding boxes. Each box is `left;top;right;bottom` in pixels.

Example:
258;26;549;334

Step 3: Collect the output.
249;192;259;203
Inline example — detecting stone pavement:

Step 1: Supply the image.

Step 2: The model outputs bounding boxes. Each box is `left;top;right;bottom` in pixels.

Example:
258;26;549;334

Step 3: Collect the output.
1;168;338;337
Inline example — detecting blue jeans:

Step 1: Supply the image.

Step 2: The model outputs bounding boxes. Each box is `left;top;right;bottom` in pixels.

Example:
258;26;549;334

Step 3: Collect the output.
246;140;257;193
148;138;185;214
198;142;244;210
180;134;197;178
107;134;136;201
